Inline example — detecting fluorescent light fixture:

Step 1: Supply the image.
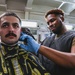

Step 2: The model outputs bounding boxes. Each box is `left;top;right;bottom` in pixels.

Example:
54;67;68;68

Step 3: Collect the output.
22;21;37;28
65;25;73;30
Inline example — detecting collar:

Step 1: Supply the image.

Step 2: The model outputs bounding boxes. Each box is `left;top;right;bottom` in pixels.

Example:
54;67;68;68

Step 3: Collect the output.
1;43;19;57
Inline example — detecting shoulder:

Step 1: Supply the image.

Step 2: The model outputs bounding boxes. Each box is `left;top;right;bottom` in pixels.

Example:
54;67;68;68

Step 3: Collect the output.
67;31;75;35
62;31;75;39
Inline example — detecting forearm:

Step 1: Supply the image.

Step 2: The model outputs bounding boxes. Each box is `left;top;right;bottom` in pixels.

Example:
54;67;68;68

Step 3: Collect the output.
39;45;75;68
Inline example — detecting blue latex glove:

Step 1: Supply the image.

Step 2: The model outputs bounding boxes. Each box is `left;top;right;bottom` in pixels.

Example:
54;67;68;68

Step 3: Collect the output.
19;32;40;54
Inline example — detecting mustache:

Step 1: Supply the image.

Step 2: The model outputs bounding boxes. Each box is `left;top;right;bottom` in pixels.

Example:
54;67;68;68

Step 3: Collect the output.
5;33;17;37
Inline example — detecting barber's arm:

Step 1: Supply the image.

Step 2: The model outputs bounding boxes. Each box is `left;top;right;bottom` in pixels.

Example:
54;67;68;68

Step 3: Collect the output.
39;45;75;68
19;32;75;68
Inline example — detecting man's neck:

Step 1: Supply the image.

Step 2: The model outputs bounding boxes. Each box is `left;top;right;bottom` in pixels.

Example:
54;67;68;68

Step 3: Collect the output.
1;42;18;46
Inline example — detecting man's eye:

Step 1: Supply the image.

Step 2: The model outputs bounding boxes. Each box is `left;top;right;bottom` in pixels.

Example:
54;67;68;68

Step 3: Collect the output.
47;19;56;25
1;23;9;28
50;19;55;22
13;23;19;28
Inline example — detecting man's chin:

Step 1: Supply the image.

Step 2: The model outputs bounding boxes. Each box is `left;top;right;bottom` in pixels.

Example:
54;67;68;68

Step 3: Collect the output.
3;41;18;46
53;30;60;34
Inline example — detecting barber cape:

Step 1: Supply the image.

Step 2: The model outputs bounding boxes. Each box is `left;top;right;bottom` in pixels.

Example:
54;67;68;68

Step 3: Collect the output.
0;43;50;75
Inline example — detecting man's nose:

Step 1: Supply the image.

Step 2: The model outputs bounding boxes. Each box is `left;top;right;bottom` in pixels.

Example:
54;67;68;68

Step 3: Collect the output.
9;25;14;31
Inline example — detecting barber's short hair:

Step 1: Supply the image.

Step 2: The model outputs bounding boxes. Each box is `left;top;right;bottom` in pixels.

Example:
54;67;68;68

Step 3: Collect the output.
45;8;64;18
0;12;21;24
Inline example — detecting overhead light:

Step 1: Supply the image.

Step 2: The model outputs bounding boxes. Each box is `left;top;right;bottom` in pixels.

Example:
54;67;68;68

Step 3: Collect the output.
21;21;37;28
58;2;65;9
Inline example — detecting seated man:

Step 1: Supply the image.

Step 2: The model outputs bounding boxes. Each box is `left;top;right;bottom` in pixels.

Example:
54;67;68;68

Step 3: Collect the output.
0;12;50;75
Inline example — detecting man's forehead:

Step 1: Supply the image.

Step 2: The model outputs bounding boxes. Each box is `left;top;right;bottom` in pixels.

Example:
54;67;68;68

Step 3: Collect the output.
46;14;55;21
47;15;52;19
0;16;19;22
47;14;56;18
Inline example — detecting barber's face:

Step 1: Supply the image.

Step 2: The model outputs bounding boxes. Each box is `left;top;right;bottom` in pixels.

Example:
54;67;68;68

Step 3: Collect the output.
46;14;63;34
0;16;21;45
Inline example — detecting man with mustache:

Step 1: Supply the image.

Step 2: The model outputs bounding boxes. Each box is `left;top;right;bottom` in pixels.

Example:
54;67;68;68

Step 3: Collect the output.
0;12;50;75
19;9;75;75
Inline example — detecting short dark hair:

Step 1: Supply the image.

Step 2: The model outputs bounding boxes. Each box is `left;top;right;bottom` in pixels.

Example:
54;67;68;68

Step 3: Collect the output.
45;8;64;18
0;12;21;24
22;27;35;40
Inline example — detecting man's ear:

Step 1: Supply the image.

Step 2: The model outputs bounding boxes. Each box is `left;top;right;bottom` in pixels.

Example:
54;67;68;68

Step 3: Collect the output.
20;28;22;32
20;28;22;35
60;16;64;22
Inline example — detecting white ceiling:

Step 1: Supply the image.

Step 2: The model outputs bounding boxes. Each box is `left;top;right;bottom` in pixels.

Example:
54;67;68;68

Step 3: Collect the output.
0;0;75;26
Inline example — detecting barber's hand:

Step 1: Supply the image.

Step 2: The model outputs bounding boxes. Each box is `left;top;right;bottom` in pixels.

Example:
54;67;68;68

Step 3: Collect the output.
19;32;40;54
19;32;27;41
